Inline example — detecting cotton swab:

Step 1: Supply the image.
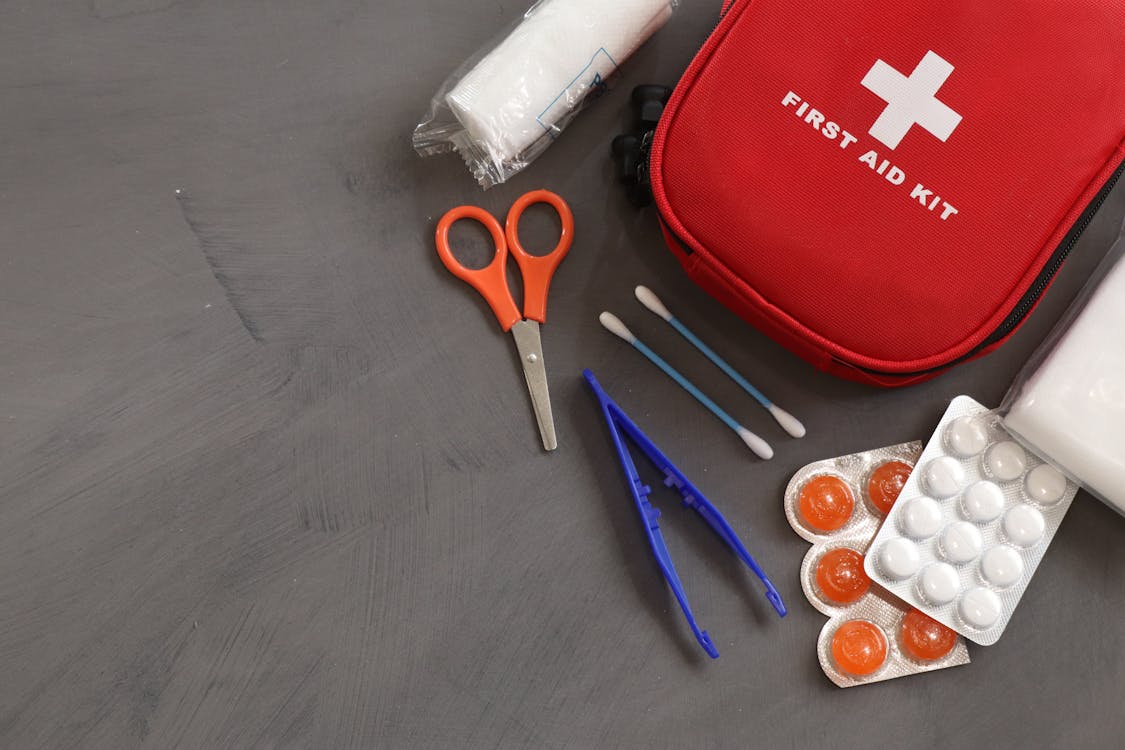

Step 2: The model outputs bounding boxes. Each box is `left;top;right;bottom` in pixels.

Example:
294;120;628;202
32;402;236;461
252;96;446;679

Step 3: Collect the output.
634;286;806;438
599;312;773;460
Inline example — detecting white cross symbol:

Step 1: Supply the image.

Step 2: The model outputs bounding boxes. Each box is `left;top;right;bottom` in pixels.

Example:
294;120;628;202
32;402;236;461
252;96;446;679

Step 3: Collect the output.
861;50;962;150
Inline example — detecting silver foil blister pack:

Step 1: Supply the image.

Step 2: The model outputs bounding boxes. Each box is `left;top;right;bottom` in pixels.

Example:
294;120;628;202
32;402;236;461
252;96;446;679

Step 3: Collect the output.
864;396;1079;646
786;442;970;687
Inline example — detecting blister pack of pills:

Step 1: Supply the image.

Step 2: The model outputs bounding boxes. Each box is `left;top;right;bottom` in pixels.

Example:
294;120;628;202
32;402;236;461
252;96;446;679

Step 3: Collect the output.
864;396;1079;646
785;442;970;687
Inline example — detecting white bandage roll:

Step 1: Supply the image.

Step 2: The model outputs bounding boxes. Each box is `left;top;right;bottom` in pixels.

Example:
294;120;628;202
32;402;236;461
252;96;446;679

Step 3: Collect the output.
1003;249;1125;513
446;0;676;165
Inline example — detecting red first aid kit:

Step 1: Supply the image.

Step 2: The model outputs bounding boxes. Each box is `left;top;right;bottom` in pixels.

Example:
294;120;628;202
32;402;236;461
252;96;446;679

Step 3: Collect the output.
651;0;1125;386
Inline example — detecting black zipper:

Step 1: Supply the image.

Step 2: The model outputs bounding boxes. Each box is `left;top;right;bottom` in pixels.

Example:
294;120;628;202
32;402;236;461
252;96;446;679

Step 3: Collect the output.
849;160;1124;378
658;161;1123;379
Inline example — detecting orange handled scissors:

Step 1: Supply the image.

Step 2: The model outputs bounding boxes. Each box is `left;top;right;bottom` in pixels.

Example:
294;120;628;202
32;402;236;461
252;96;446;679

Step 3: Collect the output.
435;189;574;451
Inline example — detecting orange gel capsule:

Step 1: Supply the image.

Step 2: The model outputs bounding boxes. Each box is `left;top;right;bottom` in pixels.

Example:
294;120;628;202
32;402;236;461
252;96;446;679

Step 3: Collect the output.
799;475;855;532
901;608;958;661
867;460;914;515
831;620;888;676
815;548;872;605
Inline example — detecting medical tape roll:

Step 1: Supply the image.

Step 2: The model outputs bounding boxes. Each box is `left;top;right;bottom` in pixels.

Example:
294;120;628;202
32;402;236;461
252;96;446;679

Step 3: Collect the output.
446;0;675;165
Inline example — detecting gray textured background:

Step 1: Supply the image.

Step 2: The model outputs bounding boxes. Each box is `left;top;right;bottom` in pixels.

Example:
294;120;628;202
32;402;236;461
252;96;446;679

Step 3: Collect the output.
2;1;1123;748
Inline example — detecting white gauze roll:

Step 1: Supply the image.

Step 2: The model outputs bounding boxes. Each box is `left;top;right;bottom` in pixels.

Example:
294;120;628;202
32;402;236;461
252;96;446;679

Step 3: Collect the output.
1003;252;1125;513
447;0;675;165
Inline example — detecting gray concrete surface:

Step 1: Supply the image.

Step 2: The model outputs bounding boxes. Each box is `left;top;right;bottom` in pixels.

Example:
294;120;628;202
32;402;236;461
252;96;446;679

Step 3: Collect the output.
2;1;1123;748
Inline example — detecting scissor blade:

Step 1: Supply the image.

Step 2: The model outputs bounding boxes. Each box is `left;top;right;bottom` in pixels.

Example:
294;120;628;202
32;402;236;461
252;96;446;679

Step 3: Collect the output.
510;320;557;451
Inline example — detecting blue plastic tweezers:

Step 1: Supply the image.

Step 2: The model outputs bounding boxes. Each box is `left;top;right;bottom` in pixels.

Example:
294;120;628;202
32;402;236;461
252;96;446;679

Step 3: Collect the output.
584;369;786;659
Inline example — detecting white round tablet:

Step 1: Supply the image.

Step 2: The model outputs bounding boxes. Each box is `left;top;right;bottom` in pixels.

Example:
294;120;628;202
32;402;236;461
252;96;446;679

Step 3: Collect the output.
923;456;966;498
983;441;1027;482
958;587;1003;630
899;496;943;539
1003;504;1045;547
917;562;960;605
961;481;1005;523
940;521;983;564
1025;464;1067;506
944;415;989;458
877;538;921;580
980;545;1024;589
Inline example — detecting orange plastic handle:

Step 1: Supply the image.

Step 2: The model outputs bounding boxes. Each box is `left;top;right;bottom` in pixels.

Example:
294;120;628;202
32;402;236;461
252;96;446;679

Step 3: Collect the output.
434;205;522;332
505;189;574;324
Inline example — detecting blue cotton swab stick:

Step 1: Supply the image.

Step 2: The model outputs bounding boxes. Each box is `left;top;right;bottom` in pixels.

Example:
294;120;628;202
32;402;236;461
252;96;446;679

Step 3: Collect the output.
634;286;806;439
599;312;773;460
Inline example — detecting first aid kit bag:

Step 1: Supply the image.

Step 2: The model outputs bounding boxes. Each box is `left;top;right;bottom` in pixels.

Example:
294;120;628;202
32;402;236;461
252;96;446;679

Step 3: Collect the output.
650;0;1125;386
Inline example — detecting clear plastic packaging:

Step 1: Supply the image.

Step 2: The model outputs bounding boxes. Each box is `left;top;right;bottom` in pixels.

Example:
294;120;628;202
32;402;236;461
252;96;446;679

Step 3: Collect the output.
784;442;971;687
413;0;678;189
1001;216;1125;516
865;397;1079;646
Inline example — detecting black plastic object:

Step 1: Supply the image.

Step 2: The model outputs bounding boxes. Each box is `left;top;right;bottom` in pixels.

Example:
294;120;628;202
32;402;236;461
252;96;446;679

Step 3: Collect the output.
611;85;672;207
